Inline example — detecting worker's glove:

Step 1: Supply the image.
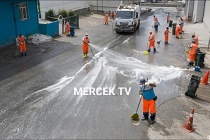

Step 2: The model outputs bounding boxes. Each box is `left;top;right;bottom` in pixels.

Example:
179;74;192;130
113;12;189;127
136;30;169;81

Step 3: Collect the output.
153;96;157;101
139;95;143;99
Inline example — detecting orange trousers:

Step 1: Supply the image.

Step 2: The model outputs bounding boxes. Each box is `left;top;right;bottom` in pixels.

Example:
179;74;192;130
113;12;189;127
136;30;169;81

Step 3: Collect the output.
165;35;168;42
83;45;88;54
19;43;26;52
142;98;156;114
148;41;155;48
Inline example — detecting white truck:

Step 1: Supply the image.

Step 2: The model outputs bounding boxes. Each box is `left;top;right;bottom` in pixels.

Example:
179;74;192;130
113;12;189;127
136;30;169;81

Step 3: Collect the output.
114;3;141;33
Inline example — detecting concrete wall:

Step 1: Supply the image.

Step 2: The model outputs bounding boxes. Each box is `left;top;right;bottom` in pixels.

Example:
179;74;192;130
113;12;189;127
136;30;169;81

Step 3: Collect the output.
192;0;205;23
0;0;39;47
88;0;140;12
185;0;194;21
203;0;210;31
40;1;89;13
39;21;59;37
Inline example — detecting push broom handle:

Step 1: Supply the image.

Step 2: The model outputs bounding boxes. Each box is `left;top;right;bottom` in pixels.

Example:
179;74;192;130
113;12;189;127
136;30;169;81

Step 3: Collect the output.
136;84;146;112
136;97;142;113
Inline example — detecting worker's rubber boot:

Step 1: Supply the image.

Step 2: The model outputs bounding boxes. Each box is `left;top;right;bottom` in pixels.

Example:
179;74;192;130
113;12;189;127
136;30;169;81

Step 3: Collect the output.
86;54;88;57
83;54;86;58
25;53;27;56
150;114;156;124
147;49;150;52
141;113;149;121
21;53;23;56
154;48;156;53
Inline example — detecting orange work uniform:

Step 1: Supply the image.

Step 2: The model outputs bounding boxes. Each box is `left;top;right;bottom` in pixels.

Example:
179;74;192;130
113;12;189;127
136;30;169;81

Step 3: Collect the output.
188;43;198;62
154;16;158;22
175;24;181;38
194;35;199;45
104;13;109;25
140;83;157;121
82;36;90;56
164;29;169;43
18;35;26;53
65;22;70;36
149;33;155;49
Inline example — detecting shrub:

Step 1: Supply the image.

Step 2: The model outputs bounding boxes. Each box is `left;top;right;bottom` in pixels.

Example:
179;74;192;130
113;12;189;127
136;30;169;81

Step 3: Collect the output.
45;9;55;20
67;10;75;17
58;9;68;18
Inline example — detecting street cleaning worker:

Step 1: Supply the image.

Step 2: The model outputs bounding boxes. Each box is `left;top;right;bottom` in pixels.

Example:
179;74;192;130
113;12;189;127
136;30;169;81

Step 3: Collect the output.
153;15;158;22
82;33;90;58
148;31;156;52
112;11;116;19
175;24;181;39
179;18;184;33
154;20;159;32
139;78;157;124
65;20;70;36
17;34;27;56
164;27;170;45
166;13;170;23
188;40;198;67
192;34;199;45
104;13;109;25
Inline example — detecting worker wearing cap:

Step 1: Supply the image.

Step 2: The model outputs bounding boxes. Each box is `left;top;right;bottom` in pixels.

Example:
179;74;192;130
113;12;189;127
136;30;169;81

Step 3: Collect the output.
192;34;199;45
104;13;109;25
188;40;198;68
148;31;156;52
17;34;27;56
82;33;90;58
139;78;157;124
164;27;170;45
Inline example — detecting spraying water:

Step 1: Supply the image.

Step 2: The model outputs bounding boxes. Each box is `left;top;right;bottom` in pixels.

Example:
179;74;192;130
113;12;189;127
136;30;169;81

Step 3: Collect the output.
31;37;186;106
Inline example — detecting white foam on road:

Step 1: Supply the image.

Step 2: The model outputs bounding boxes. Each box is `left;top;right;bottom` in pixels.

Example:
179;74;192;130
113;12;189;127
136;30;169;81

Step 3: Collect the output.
31;37;185;107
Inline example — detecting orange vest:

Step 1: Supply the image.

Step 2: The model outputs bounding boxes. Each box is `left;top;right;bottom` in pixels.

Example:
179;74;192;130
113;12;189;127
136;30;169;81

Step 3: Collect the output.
164;29;169;36
149;33;155;42
83;37;90;47
154;16;158;22
194;36;199;45
18;36;25;44
105;14;109;22
189;44;198;55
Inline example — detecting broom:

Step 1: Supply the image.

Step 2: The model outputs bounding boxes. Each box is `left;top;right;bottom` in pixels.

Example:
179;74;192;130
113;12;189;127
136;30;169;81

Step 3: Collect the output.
143;42;149;55
131;97;142;121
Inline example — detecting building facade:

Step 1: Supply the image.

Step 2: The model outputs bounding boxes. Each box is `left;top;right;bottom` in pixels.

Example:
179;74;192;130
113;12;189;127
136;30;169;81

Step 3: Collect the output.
0;0;39;47
184;0;210;31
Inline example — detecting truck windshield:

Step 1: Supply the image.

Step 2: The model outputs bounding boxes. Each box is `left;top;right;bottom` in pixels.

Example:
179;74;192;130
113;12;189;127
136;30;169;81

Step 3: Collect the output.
116;11;133;19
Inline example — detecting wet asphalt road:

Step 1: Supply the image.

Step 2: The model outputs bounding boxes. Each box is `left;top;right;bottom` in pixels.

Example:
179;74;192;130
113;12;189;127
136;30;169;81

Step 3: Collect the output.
0;8;191;139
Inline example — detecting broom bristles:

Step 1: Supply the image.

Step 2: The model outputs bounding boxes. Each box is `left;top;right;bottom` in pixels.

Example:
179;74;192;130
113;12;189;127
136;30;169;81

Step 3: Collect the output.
131;113;139;121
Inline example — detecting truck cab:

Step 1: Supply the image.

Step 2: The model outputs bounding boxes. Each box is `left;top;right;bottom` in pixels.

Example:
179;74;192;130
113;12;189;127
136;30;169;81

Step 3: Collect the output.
114;3;141;33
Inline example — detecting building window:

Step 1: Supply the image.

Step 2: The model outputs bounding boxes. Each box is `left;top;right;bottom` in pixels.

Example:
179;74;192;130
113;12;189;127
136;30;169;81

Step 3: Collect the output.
19;2;28;21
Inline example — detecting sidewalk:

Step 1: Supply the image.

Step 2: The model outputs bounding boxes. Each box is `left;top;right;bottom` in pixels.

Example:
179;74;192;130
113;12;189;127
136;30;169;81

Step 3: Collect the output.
148;21;210;140
179;21;210;103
